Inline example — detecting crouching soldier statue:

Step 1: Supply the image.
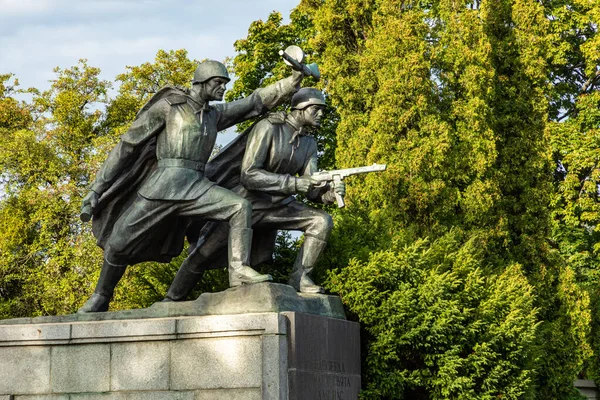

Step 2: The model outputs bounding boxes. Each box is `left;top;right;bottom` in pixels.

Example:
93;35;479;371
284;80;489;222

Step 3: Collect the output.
78;60;305;312
165;88;345;301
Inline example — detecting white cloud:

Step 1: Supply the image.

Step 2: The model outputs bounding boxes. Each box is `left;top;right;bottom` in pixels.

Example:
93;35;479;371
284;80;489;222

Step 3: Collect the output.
0;0;300;149
0;0;299;91
0;0;51;15
69;0;162;15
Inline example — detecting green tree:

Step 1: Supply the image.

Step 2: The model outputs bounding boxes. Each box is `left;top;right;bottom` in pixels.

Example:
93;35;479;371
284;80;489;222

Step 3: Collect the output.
330;230;539;399
306;0;591;397
225;1;593;396
540;0;600;385
0;50;222;316
0;62;111;316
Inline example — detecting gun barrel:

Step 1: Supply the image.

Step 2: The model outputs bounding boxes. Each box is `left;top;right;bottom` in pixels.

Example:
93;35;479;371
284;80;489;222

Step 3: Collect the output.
309;163;386;208
312;163;387;181
333;163;387;177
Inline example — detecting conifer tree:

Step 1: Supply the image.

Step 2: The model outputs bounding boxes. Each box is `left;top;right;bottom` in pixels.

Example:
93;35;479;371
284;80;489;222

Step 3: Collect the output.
308;0;592;397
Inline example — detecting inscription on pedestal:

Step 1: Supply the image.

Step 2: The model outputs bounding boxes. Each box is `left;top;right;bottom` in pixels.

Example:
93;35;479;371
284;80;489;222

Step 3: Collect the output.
290;370;360;400
285;313;361;400
317;374;354;399
315;359;347;373
315;360;354;399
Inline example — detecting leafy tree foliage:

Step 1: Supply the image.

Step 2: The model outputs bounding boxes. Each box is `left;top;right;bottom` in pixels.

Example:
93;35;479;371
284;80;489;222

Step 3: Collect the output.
543;0;600;387
331;230;538;399
304;0;597;397
0;51;209;316
1;1;599;399
227;0;598;398
0;63;110;317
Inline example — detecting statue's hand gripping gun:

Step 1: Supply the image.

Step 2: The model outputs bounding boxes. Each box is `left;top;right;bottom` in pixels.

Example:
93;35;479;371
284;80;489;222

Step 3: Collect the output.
310;163;387;208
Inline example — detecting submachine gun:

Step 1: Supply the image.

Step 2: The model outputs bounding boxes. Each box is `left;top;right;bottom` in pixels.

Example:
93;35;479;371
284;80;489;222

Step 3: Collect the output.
311;163;387;208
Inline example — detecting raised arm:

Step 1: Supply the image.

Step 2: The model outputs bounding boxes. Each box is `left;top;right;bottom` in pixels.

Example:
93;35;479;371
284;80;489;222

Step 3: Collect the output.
216;72;302;131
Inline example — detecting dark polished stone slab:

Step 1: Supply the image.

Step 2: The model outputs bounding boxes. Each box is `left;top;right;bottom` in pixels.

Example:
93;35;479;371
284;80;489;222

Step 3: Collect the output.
286;312;361;400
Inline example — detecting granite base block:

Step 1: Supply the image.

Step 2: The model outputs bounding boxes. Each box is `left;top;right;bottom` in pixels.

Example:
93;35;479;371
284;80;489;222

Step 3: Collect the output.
0;283;346;326
0;298;360;399
8;390;262;400
575;379;599;400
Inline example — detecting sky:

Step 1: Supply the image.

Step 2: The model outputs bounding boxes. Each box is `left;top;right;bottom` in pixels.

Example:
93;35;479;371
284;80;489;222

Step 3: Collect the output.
0;0;300;144
0;0;299;89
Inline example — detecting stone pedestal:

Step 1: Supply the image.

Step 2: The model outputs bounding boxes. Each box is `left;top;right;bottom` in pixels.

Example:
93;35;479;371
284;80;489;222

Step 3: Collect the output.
0;284;360;399
575;380;599;400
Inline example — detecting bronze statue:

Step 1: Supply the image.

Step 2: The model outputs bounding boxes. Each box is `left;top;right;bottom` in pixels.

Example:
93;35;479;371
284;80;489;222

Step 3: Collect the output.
165;88;346;301
79;59;305;313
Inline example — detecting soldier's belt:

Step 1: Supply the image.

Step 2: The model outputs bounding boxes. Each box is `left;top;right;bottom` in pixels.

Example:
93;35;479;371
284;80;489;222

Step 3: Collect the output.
157;158;205;171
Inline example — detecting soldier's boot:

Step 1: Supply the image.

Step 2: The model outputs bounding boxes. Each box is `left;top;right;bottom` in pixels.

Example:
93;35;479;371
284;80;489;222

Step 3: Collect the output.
288;235;327;294
78;260;127;313
228;227;272;287
164;253;207;302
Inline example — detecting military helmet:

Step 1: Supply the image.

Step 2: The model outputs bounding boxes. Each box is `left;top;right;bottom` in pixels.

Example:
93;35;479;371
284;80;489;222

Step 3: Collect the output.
192;60;230;84
291;88;326;110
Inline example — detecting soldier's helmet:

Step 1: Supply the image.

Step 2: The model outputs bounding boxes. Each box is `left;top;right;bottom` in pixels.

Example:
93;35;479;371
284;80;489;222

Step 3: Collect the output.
192;60;230;84
291;88;326;110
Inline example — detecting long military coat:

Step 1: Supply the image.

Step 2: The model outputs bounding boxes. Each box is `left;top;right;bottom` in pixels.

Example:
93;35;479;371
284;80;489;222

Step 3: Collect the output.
91;79;297;264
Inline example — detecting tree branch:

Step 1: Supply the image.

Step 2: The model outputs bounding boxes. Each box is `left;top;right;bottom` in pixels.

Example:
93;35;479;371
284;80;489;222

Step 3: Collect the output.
581;69;600;94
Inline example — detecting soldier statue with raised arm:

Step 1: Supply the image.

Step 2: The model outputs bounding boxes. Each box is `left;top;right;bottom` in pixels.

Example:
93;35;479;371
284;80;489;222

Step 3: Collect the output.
78;59;305;313
164;88;346;302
